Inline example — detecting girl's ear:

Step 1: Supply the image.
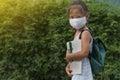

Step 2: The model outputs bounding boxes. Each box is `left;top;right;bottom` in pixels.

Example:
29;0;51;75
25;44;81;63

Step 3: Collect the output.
86;13;89;20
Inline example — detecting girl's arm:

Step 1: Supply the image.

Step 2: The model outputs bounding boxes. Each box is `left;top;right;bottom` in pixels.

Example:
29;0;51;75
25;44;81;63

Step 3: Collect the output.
66;31;91;60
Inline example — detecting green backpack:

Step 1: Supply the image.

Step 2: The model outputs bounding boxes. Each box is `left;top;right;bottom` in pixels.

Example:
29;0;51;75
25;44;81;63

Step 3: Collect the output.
80;29;107;74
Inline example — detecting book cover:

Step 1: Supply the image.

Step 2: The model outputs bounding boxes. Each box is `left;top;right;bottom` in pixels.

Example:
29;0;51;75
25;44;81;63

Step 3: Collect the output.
67;40;82;74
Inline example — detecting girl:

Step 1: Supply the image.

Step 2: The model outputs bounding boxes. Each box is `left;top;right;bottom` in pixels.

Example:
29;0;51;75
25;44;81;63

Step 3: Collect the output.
65;0;93;80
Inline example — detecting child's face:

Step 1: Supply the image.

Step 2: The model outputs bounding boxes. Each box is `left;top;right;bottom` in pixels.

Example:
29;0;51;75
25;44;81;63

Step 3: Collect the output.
69;8;84;19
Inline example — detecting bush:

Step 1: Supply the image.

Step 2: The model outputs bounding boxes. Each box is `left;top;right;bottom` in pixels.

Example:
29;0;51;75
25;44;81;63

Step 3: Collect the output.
0;0;120;80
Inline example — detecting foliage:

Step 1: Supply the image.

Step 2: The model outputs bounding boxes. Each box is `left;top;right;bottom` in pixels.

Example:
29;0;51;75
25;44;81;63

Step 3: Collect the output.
0;0;120;80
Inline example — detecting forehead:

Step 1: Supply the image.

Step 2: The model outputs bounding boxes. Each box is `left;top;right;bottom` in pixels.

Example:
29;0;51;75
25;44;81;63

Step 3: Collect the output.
70;8;81;15
69;5;83;16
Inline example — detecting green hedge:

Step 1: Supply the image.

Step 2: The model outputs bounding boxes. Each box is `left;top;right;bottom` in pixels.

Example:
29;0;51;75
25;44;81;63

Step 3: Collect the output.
0;0;120;80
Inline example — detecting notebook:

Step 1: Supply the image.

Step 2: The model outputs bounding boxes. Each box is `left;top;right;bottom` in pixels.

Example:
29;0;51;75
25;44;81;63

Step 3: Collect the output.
66;40;82;74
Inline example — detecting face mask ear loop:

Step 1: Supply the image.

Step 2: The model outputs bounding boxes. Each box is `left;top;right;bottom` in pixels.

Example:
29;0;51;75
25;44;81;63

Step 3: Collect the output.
71;27;76;30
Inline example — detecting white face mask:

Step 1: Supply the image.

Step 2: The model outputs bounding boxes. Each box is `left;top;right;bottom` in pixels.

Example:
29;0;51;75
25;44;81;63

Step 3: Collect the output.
69;17;87;29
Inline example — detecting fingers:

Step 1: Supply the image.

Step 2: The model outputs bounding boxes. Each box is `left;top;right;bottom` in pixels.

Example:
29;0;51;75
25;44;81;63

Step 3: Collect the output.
67;69;73;77
65;65;73;77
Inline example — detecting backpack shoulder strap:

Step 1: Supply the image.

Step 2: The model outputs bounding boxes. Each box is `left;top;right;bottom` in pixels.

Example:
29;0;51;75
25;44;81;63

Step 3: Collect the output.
79;28;92;39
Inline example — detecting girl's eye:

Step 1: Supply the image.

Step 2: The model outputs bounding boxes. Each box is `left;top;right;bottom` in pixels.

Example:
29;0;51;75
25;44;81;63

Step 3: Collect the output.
70;16;74;19
77;16;81;18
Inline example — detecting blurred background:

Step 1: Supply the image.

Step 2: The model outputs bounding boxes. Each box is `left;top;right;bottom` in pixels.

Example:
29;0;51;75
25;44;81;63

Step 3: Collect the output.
0;0;120;80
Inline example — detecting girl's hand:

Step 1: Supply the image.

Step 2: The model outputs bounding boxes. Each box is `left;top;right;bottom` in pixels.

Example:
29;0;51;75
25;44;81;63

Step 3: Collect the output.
65;64;73;77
